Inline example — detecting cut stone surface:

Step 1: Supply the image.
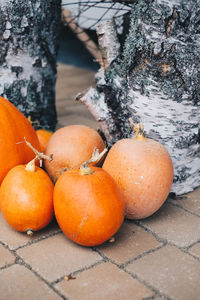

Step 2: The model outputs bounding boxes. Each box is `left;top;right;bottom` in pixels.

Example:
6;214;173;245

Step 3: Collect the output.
0;244;15;268
140;202;200;247
55;262;153;300
0;264;61;300
97;222;161;265
17;233;102;282
0;214;60;250
126;245;200;300
188;242;200;259
55;64;97;130
169;188;200;216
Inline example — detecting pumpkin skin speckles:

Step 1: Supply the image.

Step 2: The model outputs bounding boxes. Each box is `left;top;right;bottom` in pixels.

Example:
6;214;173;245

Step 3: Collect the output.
54;166;124;246
103;124;174;219
44;125;105;183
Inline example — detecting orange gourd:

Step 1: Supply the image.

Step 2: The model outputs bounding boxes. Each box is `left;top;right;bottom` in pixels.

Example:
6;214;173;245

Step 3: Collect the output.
54;149;124;246
0;153;54;234
44;125;105;182
103;123;174;220
0;97;41;184
36;129;53;152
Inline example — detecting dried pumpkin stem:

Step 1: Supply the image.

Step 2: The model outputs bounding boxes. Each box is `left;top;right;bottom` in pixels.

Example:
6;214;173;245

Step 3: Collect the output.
80;148;107;175
24;137;53;168
27;116;40;126
26;229;34;236
25;158;37;172
128;118;146;142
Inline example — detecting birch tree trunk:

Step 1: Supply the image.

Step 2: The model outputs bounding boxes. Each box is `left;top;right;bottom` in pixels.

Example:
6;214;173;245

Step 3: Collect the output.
80;0;200;196
0;0;61;130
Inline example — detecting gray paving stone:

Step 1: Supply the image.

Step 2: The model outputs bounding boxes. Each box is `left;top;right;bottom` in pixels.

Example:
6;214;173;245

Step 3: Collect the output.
0;244;15;268
169;187;200;216
0;213;60;250
126;245;200;300
0;264;61;300
17;233;102;282
97;222;161;264
55;262;154;300
188;242;200;259
140;202;200;247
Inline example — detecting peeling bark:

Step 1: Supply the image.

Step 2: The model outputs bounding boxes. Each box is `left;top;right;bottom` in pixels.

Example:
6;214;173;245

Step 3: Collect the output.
0;0;61;130
79;0;200;195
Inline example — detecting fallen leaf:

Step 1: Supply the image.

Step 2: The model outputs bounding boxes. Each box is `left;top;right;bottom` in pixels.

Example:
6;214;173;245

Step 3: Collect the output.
64;274;76;281
109;237;115;243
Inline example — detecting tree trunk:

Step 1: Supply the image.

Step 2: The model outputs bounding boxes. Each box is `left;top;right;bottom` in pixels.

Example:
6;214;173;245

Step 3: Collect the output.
79;0;200;196
0;0;61;130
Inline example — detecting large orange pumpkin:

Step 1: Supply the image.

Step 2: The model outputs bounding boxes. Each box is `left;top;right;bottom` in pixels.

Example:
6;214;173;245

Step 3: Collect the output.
44;125;105;182
36;129;53;152
0;158;54;234
103;123;174;219
0;97;41;184
54;156;124;246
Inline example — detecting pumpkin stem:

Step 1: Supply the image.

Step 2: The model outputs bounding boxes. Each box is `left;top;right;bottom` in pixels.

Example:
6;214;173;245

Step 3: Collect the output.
128;118;146;142
24;137;53;168
80;148;107;175
27;115;40;126
26;229;34;236
25;158;37;172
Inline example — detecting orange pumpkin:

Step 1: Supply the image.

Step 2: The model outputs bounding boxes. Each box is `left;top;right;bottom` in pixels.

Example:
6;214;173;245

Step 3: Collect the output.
0;97;41;184
36;129;53;152
103;123;174;219
44;125;105;182
54;150;124;246
0;157;54;234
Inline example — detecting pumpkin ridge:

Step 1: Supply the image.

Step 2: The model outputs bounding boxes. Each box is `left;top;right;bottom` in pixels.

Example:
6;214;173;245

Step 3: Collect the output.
0;97;41;184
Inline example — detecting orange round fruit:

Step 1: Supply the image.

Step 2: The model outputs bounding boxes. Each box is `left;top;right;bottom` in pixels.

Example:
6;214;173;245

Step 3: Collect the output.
44;125;105;182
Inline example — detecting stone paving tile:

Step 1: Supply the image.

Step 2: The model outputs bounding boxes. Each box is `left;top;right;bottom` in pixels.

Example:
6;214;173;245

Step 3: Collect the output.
0;213;60;250
0;244;15;268
188;242;200;259
17;233;102;283
139;202;200;248
55;262;154;300
0;264;61;300
126;245;200;300
97;221;161;265
169;187;200;216
56;64;97;130
56;64;95;101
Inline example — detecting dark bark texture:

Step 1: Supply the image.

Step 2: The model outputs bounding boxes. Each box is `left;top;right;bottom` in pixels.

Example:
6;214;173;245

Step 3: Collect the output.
80;0;200;195
0;0;61;130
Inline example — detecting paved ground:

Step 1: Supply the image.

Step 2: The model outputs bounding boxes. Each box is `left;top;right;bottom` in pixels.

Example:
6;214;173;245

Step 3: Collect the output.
1;64;200;300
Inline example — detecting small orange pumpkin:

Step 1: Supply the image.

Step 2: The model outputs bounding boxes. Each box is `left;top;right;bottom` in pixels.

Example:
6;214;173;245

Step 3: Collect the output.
44;125;105;182
103;123;174;219
0;97;41;184
53;149;124;246
36;129;53;152
0;153;54;234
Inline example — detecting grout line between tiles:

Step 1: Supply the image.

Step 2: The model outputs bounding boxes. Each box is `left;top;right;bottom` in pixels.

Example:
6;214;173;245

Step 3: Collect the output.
167;200;200;218
14;252;68;300
13;229;62;251
92;246;171;300
52;259;105;285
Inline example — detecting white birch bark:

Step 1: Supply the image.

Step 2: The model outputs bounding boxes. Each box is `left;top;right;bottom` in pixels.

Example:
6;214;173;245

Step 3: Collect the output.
0;0;61;130
79;0;200;195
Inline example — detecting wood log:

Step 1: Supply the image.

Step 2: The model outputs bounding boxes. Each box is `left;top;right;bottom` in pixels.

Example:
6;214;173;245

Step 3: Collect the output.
0;0;61;130
79;0;200;195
